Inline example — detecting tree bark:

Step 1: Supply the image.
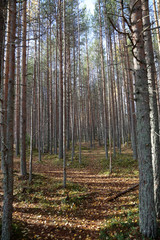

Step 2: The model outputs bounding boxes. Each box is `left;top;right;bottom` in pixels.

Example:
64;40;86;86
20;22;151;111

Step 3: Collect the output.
15;1;21;156
59;0;63;159
20;0;27;177
130;0;157;237
1;1;16;239
141;0;160;218
0;0;8;94
38;0;41;161
77;0;82;164
98;0;108;159
63;0;66;188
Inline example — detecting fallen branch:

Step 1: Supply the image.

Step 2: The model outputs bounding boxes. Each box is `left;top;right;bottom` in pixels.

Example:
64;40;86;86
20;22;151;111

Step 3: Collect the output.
108;183;139;202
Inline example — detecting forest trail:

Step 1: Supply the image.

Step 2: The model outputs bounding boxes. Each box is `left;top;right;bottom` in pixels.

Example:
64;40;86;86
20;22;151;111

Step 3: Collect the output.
0;145;139;239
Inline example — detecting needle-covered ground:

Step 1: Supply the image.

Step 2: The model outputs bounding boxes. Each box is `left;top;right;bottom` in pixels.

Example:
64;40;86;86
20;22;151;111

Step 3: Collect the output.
0;143;157;239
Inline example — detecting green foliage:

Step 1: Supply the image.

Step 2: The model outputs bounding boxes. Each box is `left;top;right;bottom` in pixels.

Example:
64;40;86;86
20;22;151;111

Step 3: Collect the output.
99;209;139;240
99;150;138;176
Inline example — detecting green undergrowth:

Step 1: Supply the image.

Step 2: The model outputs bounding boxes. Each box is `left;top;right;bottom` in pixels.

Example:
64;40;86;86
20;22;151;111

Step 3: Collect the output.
99;208;141;240
38;151;90;168
14;173;88;212
99;152;138;177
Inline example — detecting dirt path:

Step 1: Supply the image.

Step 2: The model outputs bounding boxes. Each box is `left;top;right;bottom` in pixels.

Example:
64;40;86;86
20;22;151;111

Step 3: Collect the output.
0;146;139;239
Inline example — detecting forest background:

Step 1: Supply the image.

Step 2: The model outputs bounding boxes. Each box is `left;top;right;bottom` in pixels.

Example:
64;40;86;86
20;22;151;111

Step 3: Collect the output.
0;0;160;239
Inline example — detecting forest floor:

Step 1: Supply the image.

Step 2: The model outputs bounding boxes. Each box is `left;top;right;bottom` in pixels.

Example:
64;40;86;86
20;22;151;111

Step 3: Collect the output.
0;143;157;240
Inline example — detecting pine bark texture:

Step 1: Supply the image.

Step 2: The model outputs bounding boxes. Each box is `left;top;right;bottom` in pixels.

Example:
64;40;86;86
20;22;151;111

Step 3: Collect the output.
142;0;160;218
130;0;157;237
1;1;16;239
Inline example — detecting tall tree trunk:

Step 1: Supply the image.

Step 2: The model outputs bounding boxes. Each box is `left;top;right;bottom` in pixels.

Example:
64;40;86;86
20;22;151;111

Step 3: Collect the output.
113;34;122;154
98;0;108;159
49;18;53;154
15;1;21;156
20;0;27;177
109;33;116;156
77;0;81;164
66;38;71;150
38;0;41;161
1;1;16;239
121;5;137;159
130;0;157;237
59;0;63;159
0;0;8;95
54;17;58;155
63;0;66;188
29;88;33;183
46;21;50;153
71;37;76;162
0;0;8;155
142;0;160;218
86;33;92;147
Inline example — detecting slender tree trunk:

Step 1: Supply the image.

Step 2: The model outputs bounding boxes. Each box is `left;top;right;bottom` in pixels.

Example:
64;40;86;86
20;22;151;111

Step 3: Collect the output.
71;38;76;162
0;1;8;155
109;33;116;156
130;0;157;237
113;34;122;153
20;0;27;177
29;88;33;183
63;0;66;188
38;0;41;161
77;0;81;164
59;0;63;159
86;33;92;148
1;1;16;239
0;0;8;96
98;0;108;159
46;21;50;153
49;18;53;155
66;38;71;150
121;5;137;159
54;17;58;155
3;9;10;143
15;1;21;157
